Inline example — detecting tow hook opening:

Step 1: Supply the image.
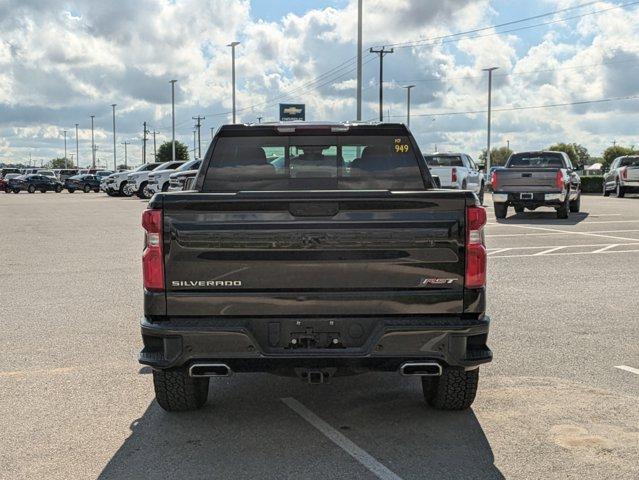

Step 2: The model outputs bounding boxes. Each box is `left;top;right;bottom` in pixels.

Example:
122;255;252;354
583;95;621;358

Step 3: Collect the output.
399;362;442;376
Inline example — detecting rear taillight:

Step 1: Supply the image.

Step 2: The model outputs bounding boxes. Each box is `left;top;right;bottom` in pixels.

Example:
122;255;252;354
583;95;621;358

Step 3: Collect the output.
621;167;628;180
465;205;487;289
490;171;498;190
555;170;564;190
142;209;164;291
451;167;458;184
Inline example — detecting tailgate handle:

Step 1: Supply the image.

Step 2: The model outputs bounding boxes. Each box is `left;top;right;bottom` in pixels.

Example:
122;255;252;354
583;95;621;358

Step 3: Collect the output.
521;173;532;177
289;202;339;217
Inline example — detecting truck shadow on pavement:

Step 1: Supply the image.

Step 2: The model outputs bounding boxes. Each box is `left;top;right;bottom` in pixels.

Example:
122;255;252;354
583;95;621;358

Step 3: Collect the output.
495;211;589;225
99;373;504;480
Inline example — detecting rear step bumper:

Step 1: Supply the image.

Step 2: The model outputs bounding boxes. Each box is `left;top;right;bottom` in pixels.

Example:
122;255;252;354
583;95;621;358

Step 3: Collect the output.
139;316;491;372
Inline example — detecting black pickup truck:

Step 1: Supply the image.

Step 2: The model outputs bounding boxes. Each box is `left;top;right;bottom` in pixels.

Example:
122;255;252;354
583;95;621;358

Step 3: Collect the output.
139;123;491;412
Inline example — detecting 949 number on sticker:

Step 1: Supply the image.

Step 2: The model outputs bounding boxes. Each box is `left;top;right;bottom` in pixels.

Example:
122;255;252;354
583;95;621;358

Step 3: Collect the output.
394;138;410;153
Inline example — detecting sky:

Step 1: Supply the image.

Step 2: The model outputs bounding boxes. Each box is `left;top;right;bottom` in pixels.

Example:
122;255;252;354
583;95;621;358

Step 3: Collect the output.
1;0;639;167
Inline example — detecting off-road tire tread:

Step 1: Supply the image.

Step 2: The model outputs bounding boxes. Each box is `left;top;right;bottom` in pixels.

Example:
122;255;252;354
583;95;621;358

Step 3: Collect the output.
423;367;479;410
153;368;209;412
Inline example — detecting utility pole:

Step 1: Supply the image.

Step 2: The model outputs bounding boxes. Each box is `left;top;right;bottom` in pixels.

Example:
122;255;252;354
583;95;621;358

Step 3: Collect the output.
210;127;215;140
227;41;240;123
90;115;96;168
507;139;510;151
75;123;79;169
483;67;499;171
111;104;117;171
369;46;394;122
121;141;130;169
192;115;205;159
257;116;263;124
356;0;363;121
63;130;67;168
170;79;177;162
402;85;415;128
142;121;149;164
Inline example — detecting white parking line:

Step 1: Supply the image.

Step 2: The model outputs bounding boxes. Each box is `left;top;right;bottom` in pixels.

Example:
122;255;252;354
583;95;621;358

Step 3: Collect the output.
614;365;639;375
487;229;639;238
282;397;403;480
591;244;619;253
487;219;639;226
532;246;566;256
491;249;639;259
497;224;639;242
487;242;639;252
487;248;511;256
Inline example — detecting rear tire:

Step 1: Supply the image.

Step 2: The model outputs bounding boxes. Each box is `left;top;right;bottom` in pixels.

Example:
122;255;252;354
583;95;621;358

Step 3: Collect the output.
422;367;479;410
556;195;569;219
55;185;62;193
40;189;46;194
67;188;75;193
616;182;625;198
13;189;20;194
161;182;170;192
477;183;484;205
494;202;508;219
28;185;35;194
83;184;91;193
153;367;209;412
569;194;581;213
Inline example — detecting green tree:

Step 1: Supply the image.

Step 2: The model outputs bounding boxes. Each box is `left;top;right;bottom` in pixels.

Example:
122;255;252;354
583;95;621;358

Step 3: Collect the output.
571;143;590;164
479;147;513;167
47;158;75;169
156;141;189;163
602;145;637;169
117;163;129;171
548;143;579;166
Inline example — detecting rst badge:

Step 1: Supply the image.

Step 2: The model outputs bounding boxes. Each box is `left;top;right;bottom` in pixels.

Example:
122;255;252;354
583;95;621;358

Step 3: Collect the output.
420;278;457;286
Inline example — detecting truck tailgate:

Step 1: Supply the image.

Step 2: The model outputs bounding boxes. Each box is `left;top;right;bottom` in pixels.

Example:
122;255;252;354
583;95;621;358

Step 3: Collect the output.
159;191;467;317
497;167;560;192
428;167;453;187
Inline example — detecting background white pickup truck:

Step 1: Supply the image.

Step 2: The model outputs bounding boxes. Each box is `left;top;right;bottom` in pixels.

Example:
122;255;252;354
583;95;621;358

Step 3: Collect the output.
424;153;485;203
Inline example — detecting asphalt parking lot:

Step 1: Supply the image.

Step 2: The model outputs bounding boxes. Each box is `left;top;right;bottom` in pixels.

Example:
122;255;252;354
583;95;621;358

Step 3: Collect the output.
1;192;637;480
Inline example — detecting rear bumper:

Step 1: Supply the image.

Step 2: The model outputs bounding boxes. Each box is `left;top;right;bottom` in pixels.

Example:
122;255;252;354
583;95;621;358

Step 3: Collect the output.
621;180;639;192
493;191;566;206
139;315;492;372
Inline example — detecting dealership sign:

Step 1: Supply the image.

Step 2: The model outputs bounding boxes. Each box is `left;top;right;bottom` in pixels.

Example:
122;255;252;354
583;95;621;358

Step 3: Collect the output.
279;104;305;121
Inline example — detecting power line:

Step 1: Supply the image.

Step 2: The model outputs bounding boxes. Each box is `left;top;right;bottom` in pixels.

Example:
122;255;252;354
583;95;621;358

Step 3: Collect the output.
386;94;639;119
386;1;639;50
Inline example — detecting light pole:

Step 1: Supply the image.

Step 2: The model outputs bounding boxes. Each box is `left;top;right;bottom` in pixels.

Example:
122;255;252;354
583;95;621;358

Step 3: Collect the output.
121;141;130;169
402;85;415;128
152;130;159;161
507;139;510;151
111;104;117;171
227;41;240;123
210;127;215;140
170;79;177;162
483;67;498;171
75;123;79;169
356;0;363;121
90;115;96;168
63;130;67;168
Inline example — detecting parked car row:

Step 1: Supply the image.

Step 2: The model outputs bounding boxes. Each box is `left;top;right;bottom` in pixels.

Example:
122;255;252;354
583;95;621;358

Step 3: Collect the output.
100;160;201;198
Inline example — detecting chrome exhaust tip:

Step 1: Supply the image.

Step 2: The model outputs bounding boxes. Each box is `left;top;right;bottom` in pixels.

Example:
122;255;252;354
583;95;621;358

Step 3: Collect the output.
399;362;442;376
189;363;232;377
